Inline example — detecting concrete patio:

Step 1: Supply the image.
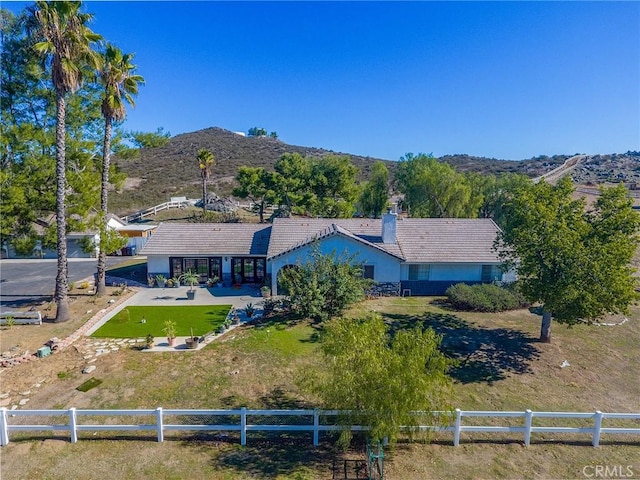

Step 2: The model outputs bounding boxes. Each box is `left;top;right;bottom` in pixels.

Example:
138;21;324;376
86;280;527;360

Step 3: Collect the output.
128;284;261;308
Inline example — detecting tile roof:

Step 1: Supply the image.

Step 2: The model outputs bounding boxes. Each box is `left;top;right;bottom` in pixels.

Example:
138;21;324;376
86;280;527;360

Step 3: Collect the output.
140;223;271;256
268;222;404;260
140;217;502;264
394;218;502;263
267;218;404;259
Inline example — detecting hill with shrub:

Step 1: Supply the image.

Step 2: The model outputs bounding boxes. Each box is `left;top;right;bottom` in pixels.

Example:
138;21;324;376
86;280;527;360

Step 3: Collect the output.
109;126;638;215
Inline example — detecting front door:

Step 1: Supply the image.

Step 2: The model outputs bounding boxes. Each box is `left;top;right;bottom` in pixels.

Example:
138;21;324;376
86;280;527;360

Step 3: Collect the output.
231;257;266;283
183;258;209;283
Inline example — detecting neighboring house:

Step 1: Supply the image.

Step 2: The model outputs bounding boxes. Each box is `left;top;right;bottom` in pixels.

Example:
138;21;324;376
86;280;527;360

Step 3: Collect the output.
106;213;127;230
115;224;158;255
141;214;512;295
1;232;99;259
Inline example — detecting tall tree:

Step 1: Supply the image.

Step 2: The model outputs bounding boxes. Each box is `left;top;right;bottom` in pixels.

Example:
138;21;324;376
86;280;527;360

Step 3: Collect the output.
308;155;359;218
96;44;143;296
497;178;640;342
31;1;102;322
233;166;276;223
273;152;312;214
359;161;389;218
303;315;452;449
397;153;481;218
196;148;215;213
468;172;531;226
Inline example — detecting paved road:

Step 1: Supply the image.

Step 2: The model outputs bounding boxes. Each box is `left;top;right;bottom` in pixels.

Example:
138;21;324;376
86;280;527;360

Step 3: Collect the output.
0;257;126;310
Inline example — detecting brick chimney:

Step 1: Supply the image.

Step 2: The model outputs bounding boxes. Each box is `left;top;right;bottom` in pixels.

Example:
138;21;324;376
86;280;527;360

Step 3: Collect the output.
382;212;397;244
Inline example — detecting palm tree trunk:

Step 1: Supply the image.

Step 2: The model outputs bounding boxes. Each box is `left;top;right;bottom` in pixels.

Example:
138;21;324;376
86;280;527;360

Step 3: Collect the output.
540;309;552;343
202;176;207;214
96;116;112;296
54;93;70;322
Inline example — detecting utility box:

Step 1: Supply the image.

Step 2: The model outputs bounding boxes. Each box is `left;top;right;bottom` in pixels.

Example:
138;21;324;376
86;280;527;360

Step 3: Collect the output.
37;346;51;358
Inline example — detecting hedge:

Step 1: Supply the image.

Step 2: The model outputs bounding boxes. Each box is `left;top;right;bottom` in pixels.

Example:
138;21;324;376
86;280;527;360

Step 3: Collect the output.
445;283;530;312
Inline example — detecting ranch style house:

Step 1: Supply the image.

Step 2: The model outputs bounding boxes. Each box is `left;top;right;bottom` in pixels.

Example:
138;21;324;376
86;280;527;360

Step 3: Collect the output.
140;213;513;296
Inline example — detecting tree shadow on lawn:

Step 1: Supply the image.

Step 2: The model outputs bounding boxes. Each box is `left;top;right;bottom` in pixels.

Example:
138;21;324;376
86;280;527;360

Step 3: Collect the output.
384;312;540;384
210;434;338;479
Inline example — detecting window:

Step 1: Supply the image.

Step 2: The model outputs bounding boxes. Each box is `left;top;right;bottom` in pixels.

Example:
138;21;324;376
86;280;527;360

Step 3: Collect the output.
184;258;208;282
170;257;183;278
363;265;375;280
209;257;222;280
408;264;430;281
482;265;499;282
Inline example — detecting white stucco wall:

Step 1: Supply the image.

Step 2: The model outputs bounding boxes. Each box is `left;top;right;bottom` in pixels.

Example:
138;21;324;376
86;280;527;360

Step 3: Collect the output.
269;235;402;295
146;255;169;277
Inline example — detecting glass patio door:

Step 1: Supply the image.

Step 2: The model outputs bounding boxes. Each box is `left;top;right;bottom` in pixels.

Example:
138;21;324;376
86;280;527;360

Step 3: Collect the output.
183;258;208;283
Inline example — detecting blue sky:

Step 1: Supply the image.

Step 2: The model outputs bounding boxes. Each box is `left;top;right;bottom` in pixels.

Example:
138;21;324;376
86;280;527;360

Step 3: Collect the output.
6;1;640;160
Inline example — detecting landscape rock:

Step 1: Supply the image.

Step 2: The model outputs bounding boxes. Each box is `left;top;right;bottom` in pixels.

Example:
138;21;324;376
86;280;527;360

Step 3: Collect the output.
82;365;97;374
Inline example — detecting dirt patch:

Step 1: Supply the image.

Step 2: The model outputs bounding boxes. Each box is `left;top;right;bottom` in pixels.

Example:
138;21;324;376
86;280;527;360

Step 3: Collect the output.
0;286;137;403
121;177;143;191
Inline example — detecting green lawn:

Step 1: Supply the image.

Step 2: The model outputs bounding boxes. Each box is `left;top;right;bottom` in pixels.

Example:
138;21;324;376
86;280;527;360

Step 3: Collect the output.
91;305;231;338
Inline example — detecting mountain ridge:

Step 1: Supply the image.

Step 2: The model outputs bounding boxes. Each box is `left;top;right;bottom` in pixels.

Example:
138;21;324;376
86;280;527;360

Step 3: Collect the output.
110;126;638;215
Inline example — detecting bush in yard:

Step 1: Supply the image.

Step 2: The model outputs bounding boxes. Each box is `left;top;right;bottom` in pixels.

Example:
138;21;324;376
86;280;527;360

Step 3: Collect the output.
301;314;453;449
446;282;529;312
279;246;371;321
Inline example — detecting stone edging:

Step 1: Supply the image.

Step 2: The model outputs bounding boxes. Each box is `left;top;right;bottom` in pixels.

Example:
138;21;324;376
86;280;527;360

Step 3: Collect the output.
54;288;140;351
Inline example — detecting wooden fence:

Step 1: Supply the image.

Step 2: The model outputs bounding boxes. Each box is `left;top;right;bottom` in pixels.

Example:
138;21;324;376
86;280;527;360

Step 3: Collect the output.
122;199;193;223
2;407;638;447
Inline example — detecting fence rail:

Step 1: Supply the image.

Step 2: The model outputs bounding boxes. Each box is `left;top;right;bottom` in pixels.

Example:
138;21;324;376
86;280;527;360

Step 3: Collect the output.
122;199;194;223
1;407;639;447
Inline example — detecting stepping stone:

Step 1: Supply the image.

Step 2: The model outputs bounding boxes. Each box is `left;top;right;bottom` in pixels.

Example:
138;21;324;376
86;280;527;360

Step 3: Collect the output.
0;393;9;399
84;355;93;360
87;358;97;364
19;398;29;406
82;365;96;374
18;391;31;396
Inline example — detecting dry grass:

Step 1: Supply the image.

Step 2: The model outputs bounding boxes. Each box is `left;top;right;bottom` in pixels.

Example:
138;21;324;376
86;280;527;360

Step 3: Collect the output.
1;296;639;479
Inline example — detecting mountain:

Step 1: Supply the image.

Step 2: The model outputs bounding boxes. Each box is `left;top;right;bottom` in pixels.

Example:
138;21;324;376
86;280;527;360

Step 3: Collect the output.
109;126;638;215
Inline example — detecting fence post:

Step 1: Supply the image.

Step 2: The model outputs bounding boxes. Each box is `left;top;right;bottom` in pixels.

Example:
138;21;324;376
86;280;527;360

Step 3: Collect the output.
453;408;462;446
524;410;533;446
313;409;319;447
241;407;247;446
0;408;8;446
592;411;603;447
69;408;78;443
156;407;164;443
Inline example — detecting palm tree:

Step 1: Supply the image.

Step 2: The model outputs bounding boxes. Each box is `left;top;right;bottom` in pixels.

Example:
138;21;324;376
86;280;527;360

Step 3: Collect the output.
96;44;144;296
197;148;215;213
31;1;102;322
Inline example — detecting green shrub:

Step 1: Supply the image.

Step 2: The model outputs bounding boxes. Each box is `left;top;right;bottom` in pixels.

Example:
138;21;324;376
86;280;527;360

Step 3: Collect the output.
446;283;529;312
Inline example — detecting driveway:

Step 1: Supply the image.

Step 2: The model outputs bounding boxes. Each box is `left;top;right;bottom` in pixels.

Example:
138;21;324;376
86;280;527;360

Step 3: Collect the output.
0;257;126;310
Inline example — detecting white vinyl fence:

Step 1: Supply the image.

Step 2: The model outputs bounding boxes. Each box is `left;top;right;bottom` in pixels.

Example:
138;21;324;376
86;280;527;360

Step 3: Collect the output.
122;199;194;223
1;407;639;447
